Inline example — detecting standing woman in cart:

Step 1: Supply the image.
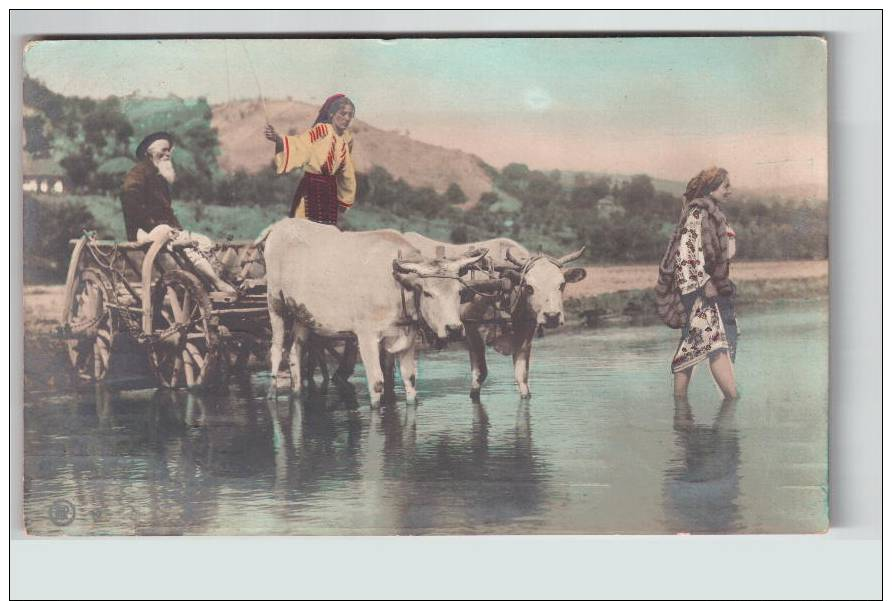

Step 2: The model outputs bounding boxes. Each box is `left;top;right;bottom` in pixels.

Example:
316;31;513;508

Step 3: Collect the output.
263;94;357;227
263;94;358;385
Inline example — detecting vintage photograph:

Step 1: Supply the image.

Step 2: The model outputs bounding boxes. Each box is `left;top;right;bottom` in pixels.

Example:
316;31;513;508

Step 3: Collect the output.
21;36;828;535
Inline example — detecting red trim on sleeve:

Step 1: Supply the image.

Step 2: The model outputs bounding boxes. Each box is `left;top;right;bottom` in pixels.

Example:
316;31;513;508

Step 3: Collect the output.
338;199;350;209
310;124;328;143
283;136;290;171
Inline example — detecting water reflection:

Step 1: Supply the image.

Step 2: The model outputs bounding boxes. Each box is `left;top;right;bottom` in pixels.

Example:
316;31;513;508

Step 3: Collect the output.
26;377;550;534
23;304;828;534
662;396;743;533
386;398;548;533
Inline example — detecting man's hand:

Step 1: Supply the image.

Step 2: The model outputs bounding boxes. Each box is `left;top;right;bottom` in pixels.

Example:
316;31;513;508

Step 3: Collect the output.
704;280;718;300
264;124;282;144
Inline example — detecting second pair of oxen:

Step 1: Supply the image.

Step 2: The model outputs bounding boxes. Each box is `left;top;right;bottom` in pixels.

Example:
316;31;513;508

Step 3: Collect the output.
264;218;488;407
402;233;586;401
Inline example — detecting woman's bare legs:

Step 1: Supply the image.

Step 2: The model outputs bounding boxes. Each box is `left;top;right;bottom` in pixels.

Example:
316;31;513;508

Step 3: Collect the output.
673;367;694;400
709;351;738;400
674;352;738;401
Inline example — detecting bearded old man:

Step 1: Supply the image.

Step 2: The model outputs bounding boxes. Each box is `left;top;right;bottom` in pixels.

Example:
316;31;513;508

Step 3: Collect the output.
121;132;237;294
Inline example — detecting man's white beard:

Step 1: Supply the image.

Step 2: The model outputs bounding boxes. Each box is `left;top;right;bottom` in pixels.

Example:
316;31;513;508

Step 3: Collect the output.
154;158;176;184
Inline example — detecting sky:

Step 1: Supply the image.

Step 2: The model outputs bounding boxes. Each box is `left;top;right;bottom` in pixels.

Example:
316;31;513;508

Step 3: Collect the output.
24;37;827;192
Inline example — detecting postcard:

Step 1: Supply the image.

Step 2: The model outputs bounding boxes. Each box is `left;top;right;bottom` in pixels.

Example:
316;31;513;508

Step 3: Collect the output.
21;36;828;535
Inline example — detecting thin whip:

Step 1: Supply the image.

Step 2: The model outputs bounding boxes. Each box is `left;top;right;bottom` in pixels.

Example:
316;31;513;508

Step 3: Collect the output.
239;40;270;124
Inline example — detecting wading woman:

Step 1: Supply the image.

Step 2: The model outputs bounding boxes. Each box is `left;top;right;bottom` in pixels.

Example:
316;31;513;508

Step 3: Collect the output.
656;166;739;401
264;94;357;226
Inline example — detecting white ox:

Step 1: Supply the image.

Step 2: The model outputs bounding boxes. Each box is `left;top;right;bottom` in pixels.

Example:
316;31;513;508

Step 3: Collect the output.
264;219;487;406
402;233;586;401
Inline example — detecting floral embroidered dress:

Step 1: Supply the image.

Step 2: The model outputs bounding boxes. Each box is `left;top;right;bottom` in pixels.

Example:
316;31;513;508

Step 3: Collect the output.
670;207;734;373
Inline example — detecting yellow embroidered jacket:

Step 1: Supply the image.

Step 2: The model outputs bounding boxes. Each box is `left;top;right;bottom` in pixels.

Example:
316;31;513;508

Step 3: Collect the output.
275;123;356;217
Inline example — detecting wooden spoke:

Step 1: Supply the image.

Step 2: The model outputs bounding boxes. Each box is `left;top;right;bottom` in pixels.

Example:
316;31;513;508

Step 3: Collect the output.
148;270;219;389
167;288;184;322
181;289;192;322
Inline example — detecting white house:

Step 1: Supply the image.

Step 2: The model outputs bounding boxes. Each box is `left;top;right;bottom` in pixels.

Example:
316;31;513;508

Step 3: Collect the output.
23;156;65;194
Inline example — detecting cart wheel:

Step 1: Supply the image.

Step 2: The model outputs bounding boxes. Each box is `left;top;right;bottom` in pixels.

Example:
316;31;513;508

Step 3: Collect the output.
65;268;115;382
149;270;219;388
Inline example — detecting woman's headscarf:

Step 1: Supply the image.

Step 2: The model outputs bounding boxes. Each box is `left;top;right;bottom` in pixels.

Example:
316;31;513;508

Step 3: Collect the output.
683;166;729;203
313;93;355;126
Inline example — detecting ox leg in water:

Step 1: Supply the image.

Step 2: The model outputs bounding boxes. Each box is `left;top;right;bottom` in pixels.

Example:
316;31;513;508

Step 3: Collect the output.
380;349;397;401
289;324;310;393
267;309;288;398
467;326;489;402
513;328;535;400
398;344;418;403
356;333;386;408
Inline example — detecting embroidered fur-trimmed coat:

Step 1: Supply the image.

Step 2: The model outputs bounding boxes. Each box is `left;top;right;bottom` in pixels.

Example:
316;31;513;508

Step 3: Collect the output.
655;196;734;328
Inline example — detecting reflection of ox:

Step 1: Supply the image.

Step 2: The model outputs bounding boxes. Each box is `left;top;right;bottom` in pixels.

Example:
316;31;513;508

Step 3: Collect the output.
403;233;586;401
265;219;487;406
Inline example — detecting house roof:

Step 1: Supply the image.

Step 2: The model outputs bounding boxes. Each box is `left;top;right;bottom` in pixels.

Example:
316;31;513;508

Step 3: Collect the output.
22;155;65;177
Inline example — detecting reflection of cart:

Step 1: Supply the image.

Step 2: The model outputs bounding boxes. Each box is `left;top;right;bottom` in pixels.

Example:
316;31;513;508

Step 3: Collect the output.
59;230;271;387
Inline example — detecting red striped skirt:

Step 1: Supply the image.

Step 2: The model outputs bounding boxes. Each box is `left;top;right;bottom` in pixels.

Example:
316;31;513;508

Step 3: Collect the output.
290;173;339;226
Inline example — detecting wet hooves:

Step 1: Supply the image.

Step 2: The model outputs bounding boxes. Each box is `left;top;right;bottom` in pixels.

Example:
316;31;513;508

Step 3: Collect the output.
469;389;481;403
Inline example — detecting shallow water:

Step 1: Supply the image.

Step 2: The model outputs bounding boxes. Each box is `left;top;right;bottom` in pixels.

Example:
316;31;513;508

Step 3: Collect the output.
23;302;828;535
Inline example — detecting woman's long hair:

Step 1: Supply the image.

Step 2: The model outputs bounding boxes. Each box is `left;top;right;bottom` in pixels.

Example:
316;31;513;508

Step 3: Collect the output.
313;94;356;126
682;166;729;209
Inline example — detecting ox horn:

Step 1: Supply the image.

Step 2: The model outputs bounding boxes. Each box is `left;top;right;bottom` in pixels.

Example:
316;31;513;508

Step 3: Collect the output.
505;247;527;267
393;257;423;275
452;247;488;271
557;246;586;266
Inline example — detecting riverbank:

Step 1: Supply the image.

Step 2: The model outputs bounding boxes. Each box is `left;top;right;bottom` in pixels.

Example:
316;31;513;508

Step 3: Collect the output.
24;260;827;334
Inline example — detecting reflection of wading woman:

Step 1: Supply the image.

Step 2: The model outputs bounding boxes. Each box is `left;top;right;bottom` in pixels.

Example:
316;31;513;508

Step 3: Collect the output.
264;94;357;226
656;167;739;401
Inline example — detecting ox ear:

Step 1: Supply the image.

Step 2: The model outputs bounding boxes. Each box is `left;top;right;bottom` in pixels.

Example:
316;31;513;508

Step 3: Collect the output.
393;271;421;292
557;246;586;266
502;269;522;285
564;267;587;284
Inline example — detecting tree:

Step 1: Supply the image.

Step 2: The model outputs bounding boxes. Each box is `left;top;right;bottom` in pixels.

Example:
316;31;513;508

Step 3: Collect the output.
60;148;98;191
23;115;51;157
477;191;499;208
83;98;133;154
617;174;656;214
570;176;611;210
450;225;469;244
445;183;467;205
502;163;530;181
23;195;108;282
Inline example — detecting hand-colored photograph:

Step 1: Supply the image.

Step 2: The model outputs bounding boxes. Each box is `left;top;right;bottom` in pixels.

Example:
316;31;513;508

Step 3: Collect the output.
22;36;828;535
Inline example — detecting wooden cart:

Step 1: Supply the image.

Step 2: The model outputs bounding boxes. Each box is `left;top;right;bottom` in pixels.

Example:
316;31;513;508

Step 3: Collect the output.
59;230;272;387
